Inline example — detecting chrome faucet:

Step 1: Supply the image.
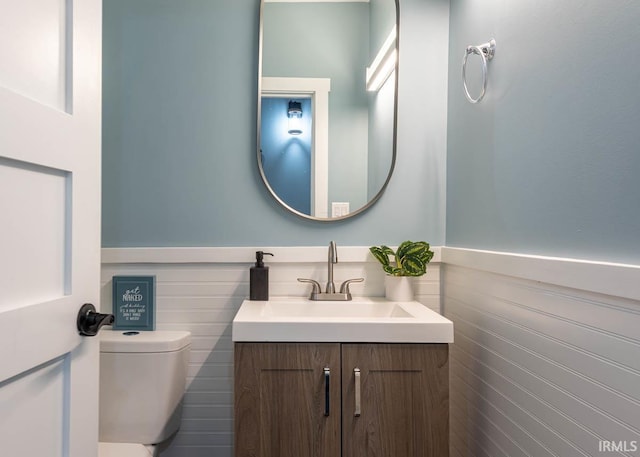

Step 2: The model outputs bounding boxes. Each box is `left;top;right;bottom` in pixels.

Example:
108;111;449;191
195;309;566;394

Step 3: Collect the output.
298;241;364;301
326;240;338;294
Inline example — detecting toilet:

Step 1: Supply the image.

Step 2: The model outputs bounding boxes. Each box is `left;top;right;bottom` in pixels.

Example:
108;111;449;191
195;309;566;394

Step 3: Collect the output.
98;329;191;457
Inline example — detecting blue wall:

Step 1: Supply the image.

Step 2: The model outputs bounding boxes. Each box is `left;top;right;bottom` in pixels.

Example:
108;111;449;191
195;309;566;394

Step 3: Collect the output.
446;0;640;264
102;0;447;248
369;0;396;62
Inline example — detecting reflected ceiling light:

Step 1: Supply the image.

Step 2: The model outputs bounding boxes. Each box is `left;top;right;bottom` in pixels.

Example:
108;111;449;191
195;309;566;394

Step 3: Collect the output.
287;100;303;135
366;25;397;92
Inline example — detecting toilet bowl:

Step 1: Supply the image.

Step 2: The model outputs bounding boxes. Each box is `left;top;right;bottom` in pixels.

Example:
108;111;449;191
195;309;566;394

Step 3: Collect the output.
98;442;154;457
98;330;191;457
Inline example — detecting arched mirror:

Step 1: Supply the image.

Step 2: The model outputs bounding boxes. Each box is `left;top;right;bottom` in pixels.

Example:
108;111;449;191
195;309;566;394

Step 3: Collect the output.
257;0;399;221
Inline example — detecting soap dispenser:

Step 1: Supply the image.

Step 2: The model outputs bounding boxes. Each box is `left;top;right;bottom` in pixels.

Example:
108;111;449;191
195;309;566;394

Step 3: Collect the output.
250;251;274;301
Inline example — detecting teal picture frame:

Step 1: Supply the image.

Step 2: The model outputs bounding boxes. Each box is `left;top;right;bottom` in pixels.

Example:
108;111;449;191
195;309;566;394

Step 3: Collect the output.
112;276;156;331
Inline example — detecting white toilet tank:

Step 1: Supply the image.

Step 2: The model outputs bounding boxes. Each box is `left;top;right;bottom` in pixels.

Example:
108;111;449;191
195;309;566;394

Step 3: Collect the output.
99;330;191;445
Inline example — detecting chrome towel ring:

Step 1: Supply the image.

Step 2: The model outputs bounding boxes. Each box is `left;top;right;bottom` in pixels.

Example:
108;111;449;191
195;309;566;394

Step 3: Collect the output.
462;39;496;104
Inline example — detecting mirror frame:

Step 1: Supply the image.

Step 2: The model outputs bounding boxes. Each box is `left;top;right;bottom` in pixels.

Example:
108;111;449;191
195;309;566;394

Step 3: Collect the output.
256;0;399;222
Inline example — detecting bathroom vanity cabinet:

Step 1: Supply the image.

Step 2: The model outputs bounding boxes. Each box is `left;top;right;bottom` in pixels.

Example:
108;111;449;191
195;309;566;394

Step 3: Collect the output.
234;342;449;457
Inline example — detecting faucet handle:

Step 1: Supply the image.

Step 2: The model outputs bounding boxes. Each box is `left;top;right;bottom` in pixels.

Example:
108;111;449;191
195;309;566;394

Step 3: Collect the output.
297;278;322;295
339;278;364;295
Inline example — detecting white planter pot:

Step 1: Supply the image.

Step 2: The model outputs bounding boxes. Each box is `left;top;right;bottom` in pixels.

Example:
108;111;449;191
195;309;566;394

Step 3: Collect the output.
384;276;415;302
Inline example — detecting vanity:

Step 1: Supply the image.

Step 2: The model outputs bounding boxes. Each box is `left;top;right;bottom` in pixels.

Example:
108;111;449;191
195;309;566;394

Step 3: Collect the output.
236;0;450;451
232;298;453;457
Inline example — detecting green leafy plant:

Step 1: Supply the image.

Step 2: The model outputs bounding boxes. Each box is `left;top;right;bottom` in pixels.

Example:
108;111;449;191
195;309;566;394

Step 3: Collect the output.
369;241;434;277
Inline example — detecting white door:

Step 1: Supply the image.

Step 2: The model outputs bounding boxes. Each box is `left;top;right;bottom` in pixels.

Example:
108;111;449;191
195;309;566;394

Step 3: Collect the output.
0;1;102;456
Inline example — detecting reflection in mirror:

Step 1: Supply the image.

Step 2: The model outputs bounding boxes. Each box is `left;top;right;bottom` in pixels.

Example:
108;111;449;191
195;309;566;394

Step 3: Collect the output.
258;0;398;221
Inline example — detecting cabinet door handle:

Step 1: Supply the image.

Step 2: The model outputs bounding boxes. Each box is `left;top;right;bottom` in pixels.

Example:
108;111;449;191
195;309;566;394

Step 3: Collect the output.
324;367;330;416
354;368;361;417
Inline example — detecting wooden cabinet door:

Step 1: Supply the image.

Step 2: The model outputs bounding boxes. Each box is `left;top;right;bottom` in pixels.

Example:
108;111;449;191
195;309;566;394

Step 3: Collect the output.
341;344;449;457
235;343;341;457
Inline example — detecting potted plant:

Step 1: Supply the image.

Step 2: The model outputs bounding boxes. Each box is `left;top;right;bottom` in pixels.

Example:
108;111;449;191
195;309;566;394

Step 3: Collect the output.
369;241;434;301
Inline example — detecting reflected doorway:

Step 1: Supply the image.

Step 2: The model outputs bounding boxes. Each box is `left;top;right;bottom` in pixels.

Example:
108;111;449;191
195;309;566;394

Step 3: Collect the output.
260;77;330;218
260;97;313;214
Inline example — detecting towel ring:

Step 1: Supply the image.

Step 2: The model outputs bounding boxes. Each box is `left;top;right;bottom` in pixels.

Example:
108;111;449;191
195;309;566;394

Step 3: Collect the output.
462;39;496;104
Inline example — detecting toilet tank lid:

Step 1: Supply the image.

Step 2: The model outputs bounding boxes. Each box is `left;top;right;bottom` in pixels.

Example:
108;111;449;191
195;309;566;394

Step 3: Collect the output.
100;330;191;353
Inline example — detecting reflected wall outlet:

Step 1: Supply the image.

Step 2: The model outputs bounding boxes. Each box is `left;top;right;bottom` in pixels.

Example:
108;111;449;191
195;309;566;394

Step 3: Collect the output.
331;202;350;217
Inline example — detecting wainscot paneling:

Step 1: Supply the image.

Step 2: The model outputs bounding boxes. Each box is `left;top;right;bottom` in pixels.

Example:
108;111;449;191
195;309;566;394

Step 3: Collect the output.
101;246;441;457
443;247;640;457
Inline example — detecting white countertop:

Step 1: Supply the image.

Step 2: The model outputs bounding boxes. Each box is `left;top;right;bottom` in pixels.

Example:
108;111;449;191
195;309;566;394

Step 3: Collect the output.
232;297;453;343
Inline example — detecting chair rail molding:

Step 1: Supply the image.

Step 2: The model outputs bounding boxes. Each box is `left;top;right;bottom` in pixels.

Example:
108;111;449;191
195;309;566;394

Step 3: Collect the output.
442;247;640;302
101;246;443;265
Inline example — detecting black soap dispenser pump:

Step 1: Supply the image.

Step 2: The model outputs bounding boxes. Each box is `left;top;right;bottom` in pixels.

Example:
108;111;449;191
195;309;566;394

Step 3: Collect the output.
250;251;274;301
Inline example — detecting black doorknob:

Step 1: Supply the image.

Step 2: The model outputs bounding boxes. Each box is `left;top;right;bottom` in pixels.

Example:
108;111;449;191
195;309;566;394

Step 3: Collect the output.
77;303;114;336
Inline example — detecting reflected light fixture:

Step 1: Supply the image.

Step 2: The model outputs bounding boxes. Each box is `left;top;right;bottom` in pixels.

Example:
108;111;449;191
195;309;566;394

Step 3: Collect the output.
366;25;397;92
287;100;303;135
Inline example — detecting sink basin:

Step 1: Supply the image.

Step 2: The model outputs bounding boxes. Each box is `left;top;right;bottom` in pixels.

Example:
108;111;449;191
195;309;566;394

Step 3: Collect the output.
232;297;453;343
262;300;414;319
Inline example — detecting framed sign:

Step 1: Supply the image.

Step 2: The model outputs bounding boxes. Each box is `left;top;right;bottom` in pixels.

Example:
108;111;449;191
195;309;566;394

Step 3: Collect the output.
112;276;156;331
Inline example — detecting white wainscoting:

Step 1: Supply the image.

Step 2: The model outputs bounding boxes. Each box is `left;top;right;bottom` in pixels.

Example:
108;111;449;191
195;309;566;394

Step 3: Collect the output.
101;246;441;457
442;247;640;457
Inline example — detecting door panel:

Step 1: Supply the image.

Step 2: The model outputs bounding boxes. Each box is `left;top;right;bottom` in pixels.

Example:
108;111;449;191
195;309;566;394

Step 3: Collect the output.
0;0;72;110
0;158;70;310
0;0;101;455
0;0;71;111
0;357;71;456
342;344;450;457
235;343;341;457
